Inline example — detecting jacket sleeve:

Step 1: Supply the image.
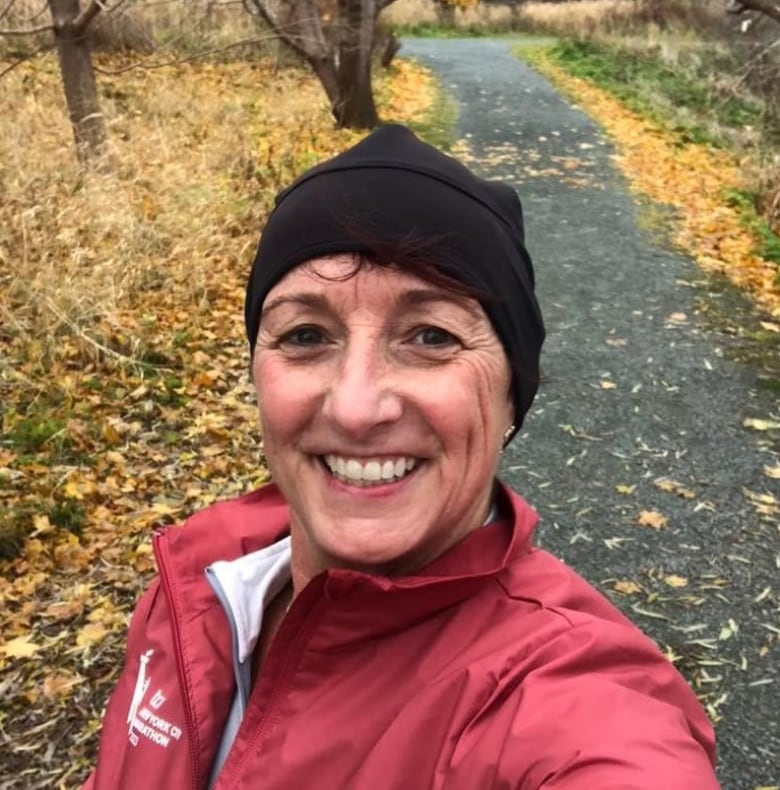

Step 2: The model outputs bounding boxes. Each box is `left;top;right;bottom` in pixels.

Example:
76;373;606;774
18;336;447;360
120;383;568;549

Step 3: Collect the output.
491;619;720;789
78;578;172;790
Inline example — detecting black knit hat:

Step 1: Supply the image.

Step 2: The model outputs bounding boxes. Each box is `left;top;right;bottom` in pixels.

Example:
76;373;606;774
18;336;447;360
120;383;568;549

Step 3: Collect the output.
245;124;545;436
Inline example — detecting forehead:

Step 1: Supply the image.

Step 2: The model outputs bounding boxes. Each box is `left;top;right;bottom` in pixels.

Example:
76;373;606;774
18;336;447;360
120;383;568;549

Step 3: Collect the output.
262;256;485;319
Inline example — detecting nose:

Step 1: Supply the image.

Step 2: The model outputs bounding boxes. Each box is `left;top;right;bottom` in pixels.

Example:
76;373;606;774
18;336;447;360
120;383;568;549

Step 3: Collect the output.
322;340;403;438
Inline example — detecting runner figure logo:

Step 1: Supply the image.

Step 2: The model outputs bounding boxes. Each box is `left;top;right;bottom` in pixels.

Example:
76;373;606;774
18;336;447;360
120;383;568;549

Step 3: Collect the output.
126;648;183;749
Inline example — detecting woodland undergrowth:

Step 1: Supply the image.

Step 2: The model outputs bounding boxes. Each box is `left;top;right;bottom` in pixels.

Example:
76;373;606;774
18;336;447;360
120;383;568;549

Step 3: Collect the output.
0;53;435;789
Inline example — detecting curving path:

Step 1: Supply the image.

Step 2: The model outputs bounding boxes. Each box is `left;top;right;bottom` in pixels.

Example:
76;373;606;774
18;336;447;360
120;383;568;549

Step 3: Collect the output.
401;37;779;788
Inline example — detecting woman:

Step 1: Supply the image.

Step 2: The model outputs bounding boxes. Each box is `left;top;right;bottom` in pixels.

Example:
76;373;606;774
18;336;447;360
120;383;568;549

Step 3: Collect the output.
83;125;719;789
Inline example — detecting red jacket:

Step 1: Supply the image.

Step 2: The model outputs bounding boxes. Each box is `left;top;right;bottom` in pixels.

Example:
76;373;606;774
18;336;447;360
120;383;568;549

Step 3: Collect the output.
83;483;719;789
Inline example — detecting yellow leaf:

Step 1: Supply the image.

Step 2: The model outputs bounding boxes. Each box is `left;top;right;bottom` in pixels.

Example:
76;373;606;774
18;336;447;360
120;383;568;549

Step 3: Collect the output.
43;672;83;698
600;380;617;389
655;478;696;499
76;622;107;647
664;574;689;588
744;417;780;431
613;580;641;595
637;510;668;529
102;423;122;445
30;514;55;537
1;635;42;658
616;484;636;495
763;465;780;479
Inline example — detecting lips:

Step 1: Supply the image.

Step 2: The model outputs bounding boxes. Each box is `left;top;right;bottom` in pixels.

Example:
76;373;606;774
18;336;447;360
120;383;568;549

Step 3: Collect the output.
322;455;418;486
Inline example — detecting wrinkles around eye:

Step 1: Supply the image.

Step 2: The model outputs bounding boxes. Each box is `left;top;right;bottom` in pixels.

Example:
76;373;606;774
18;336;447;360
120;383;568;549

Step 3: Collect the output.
410;327;461;347
279;326;330;347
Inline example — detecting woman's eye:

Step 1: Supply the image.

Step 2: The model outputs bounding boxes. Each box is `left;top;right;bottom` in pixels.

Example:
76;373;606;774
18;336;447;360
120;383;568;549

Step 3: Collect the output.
280;326;328;347
412;327;459;347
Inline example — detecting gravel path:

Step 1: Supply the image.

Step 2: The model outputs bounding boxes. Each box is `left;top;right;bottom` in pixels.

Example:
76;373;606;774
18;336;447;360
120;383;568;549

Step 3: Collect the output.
401;38;779;789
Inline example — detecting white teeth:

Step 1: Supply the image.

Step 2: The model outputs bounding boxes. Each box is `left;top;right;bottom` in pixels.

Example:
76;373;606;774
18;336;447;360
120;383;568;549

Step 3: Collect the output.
345;459;363;481
363;461;381;481
323;455;418;486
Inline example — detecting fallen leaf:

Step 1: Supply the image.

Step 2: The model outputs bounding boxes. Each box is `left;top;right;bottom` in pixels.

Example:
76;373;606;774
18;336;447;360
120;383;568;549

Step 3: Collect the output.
616;484;636;495
1;635;42;658
655;478;696;499
637;510;668;529
664;574;689;588
763;465;780;479
614;579;642;594
666;312;688;323
759;321;779;333
743;417;780;431
600;380;617;389
76;622;108;648
43;672;83;698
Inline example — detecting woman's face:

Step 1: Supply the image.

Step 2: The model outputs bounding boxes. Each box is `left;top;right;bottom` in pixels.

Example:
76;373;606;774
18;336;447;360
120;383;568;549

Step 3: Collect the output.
253;256;513;584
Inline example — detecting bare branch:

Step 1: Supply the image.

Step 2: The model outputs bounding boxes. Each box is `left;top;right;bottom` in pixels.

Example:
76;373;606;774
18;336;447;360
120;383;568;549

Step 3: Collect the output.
728;0;780;25
0;0;19;25
730;35;780;91
244;0;310;59
72;0;105;36
0;39;55;79
0;22;53;35
92;33;278;74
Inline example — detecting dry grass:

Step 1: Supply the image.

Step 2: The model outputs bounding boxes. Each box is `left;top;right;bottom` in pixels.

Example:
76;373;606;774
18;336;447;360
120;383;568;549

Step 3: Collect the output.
515;0;726;39
0;0;282;58
0;56;346;370
384;0;727;35
0;51;436;787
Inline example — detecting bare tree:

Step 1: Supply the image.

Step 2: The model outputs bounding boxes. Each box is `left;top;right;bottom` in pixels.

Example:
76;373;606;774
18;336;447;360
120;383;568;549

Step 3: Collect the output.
48;0;108;162
1;0;108;162
243;0;400;129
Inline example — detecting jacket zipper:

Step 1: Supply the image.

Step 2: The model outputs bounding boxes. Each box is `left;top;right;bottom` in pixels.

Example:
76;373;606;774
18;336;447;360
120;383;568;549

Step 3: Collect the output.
217;580;326;787
153;528;201;790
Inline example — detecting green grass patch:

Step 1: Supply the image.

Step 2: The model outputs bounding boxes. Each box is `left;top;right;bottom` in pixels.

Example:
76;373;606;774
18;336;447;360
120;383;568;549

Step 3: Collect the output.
529;38;765;148
393;23;492;38
4;411;69;454
725;188;780;280
403;69;460;153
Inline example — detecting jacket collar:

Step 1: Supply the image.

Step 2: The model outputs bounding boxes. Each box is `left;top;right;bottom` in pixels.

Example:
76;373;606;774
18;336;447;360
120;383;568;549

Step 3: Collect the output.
158;480;538;643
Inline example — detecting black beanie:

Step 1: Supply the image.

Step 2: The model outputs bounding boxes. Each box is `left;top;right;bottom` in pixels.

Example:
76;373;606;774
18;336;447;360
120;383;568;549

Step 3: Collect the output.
245;124;545;436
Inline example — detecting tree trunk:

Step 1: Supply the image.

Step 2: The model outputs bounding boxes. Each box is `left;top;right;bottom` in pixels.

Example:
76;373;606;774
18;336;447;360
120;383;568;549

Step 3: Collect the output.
436;1;456;28
335;0;378;129
48;0;107;163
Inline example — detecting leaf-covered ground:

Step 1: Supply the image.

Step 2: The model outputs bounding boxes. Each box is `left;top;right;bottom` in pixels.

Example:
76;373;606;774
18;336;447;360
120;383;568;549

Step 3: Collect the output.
524;50;780;321
403;36;779;789
0;55;435;789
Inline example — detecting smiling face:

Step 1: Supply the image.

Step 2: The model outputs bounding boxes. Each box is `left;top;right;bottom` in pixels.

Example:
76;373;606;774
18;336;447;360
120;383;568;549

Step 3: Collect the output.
252;256;513;587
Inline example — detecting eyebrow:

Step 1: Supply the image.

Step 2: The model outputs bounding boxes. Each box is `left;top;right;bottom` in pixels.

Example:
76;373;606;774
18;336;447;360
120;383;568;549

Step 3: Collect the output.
259;286;483;321
396;288;483;320
260;293;331;320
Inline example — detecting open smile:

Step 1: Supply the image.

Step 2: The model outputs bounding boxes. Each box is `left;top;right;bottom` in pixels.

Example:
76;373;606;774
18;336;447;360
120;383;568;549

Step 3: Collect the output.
320;455;419;487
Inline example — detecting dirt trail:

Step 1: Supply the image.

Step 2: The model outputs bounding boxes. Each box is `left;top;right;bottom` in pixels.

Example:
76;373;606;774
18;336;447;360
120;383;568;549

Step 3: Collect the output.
401;37;779;788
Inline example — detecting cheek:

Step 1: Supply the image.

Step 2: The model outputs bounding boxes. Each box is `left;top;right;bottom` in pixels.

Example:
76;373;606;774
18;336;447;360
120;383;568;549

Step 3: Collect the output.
253;356;312;441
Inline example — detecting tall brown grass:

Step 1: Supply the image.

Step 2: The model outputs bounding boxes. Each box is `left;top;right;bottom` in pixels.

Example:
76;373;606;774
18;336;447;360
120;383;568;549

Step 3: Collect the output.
0;55;351;372
0;0;280;57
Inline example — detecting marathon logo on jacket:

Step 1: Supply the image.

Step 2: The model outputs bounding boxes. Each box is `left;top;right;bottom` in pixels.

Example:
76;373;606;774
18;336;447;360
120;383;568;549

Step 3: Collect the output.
125;648;183;749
